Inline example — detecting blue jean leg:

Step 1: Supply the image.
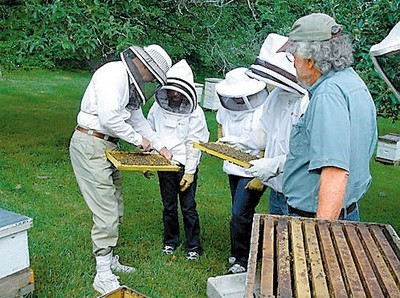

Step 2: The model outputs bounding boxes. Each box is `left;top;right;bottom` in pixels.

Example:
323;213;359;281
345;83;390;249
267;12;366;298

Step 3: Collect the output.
269;189;288;215
229;175;265;268
341;204;359;221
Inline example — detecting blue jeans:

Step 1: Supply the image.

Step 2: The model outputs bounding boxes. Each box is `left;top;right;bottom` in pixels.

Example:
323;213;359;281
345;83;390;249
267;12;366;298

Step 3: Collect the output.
157;167;202;253
228;175;265;268
288;203;360;221
269;189;288;215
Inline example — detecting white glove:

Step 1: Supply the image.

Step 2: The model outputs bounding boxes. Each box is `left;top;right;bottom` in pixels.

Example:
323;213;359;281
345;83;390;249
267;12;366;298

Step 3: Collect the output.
218;136;247;151
218;136;240;145
245;155;286;183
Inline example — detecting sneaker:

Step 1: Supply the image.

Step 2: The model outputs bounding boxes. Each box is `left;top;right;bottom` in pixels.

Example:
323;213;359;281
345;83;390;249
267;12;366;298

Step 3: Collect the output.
111;255;136;273
161;245;175;255
186;251;200;261
93;273;120;294
228;263;247;274
228;256;236;265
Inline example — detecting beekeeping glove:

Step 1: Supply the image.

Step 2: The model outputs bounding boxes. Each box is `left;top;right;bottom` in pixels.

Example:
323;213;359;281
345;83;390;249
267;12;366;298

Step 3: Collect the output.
218;136;241;146
179;173;194;192
245;154;286;183
245;178;265;192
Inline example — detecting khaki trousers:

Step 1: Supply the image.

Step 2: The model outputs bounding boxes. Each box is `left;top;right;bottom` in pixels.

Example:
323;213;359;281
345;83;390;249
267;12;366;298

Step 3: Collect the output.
69;130;122;256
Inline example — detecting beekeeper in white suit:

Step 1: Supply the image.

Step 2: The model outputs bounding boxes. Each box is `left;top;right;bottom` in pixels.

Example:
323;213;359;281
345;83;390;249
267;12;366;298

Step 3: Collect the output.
245;33;309;215
147;59;209;261
216;68;268;274
69;44;173;294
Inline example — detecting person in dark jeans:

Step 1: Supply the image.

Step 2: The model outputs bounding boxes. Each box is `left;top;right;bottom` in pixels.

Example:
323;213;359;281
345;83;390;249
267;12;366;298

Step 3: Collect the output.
245;33;309;216
147;59;209;260
158;168;201;259
228;175;265;272
216;67;268;273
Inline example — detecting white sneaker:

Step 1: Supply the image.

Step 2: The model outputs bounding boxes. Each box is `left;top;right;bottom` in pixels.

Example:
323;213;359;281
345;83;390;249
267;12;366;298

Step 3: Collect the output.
93;273;120;294
111;255;136;273
228;264;247;274
228;256;236;265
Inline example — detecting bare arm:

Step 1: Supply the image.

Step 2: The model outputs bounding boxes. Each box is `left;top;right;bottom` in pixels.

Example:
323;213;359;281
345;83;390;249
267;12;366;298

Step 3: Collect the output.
317;166;349;220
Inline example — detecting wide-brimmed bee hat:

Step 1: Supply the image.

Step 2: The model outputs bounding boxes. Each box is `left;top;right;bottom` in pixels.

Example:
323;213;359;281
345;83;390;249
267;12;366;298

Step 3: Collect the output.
216;67;268;112
121;44;172;106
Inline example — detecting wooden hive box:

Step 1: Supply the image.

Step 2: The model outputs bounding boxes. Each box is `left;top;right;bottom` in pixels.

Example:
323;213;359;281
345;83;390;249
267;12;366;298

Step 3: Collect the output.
0;209;34;297
245;214;400;298
98;285;146;298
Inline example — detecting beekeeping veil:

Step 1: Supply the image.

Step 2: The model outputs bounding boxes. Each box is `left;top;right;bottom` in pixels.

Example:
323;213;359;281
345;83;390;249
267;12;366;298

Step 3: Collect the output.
215;67;268;112
369;22;400;100
120;44;172;109
246;33;307;95
155;59;197;115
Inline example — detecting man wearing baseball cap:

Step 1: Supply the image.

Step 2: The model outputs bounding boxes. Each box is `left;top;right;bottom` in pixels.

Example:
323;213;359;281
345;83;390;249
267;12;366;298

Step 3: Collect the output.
279;13;377;221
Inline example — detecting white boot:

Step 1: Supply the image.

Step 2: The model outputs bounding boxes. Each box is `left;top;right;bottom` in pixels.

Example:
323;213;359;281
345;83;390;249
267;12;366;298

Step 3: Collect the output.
93;252;120;295
111;254;136;273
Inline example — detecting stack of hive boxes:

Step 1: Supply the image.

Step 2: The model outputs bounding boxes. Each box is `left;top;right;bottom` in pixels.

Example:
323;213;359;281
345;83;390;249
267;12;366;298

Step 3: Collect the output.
0;209;34;297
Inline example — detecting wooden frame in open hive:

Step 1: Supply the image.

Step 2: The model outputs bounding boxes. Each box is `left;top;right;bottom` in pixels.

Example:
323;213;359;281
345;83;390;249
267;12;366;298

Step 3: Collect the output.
246;214;400;297
193;142;259;168
98;285;146;297
106;150;180;171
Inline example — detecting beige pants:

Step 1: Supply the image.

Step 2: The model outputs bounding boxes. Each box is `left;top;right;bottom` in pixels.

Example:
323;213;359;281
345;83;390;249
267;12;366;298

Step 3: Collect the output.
69;130;123;256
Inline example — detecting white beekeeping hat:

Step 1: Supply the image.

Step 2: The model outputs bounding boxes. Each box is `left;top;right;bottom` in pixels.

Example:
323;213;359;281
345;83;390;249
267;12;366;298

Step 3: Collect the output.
155;59;197;114
120;44;173;106
247;33;306;95
216;67;268;111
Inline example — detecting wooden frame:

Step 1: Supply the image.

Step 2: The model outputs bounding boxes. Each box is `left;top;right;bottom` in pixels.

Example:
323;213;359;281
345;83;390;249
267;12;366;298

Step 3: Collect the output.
193;142;253;168
106;150;180;172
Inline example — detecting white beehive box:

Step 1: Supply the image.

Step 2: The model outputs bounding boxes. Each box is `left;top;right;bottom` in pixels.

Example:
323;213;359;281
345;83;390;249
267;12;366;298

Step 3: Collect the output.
202;78;222;110
195;83;204;106
376;133;400;164
0;209;33;279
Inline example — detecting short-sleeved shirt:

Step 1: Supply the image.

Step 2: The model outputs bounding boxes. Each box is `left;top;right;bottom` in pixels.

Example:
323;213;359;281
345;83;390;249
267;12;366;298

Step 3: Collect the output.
283;68;377;212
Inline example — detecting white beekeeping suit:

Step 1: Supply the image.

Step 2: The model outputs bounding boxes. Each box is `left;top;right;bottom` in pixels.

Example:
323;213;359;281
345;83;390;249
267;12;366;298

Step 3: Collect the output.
245;33;309;192
215;67;268;177
147;59;209;173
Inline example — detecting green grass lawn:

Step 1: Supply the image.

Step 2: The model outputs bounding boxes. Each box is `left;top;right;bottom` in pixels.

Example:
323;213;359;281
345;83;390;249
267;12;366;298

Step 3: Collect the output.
0;70;399;297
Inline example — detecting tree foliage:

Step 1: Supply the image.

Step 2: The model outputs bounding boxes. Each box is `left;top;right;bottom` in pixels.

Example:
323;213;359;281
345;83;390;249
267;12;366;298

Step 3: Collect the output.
1;0;399;119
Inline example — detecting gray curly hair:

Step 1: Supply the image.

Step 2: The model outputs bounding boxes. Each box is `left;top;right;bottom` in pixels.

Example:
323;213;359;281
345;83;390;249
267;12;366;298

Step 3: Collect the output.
287;35;354;75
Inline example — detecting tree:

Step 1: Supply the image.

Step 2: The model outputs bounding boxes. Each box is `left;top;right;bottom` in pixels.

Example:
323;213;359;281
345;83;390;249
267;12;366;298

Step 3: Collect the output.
1;0;399;119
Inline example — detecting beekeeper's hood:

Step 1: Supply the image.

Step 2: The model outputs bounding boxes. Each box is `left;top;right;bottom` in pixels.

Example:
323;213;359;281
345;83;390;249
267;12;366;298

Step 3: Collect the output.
120;44;172;107
246;33;307;95
215;67;268;112
369;22;400;100
155;59;197;115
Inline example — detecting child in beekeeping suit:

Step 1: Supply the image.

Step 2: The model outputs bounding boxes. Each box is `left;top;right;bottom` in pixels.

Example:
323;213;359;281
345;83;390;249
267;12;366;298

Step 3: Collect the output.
216;67;268;274
245;33;309;215
147;59;209;261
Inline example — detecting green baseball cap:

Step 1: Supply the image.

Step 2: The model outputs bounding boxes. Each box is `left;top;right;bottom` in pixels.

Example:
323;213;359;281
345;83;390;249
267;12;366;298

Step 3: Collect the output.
277;13;342;52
